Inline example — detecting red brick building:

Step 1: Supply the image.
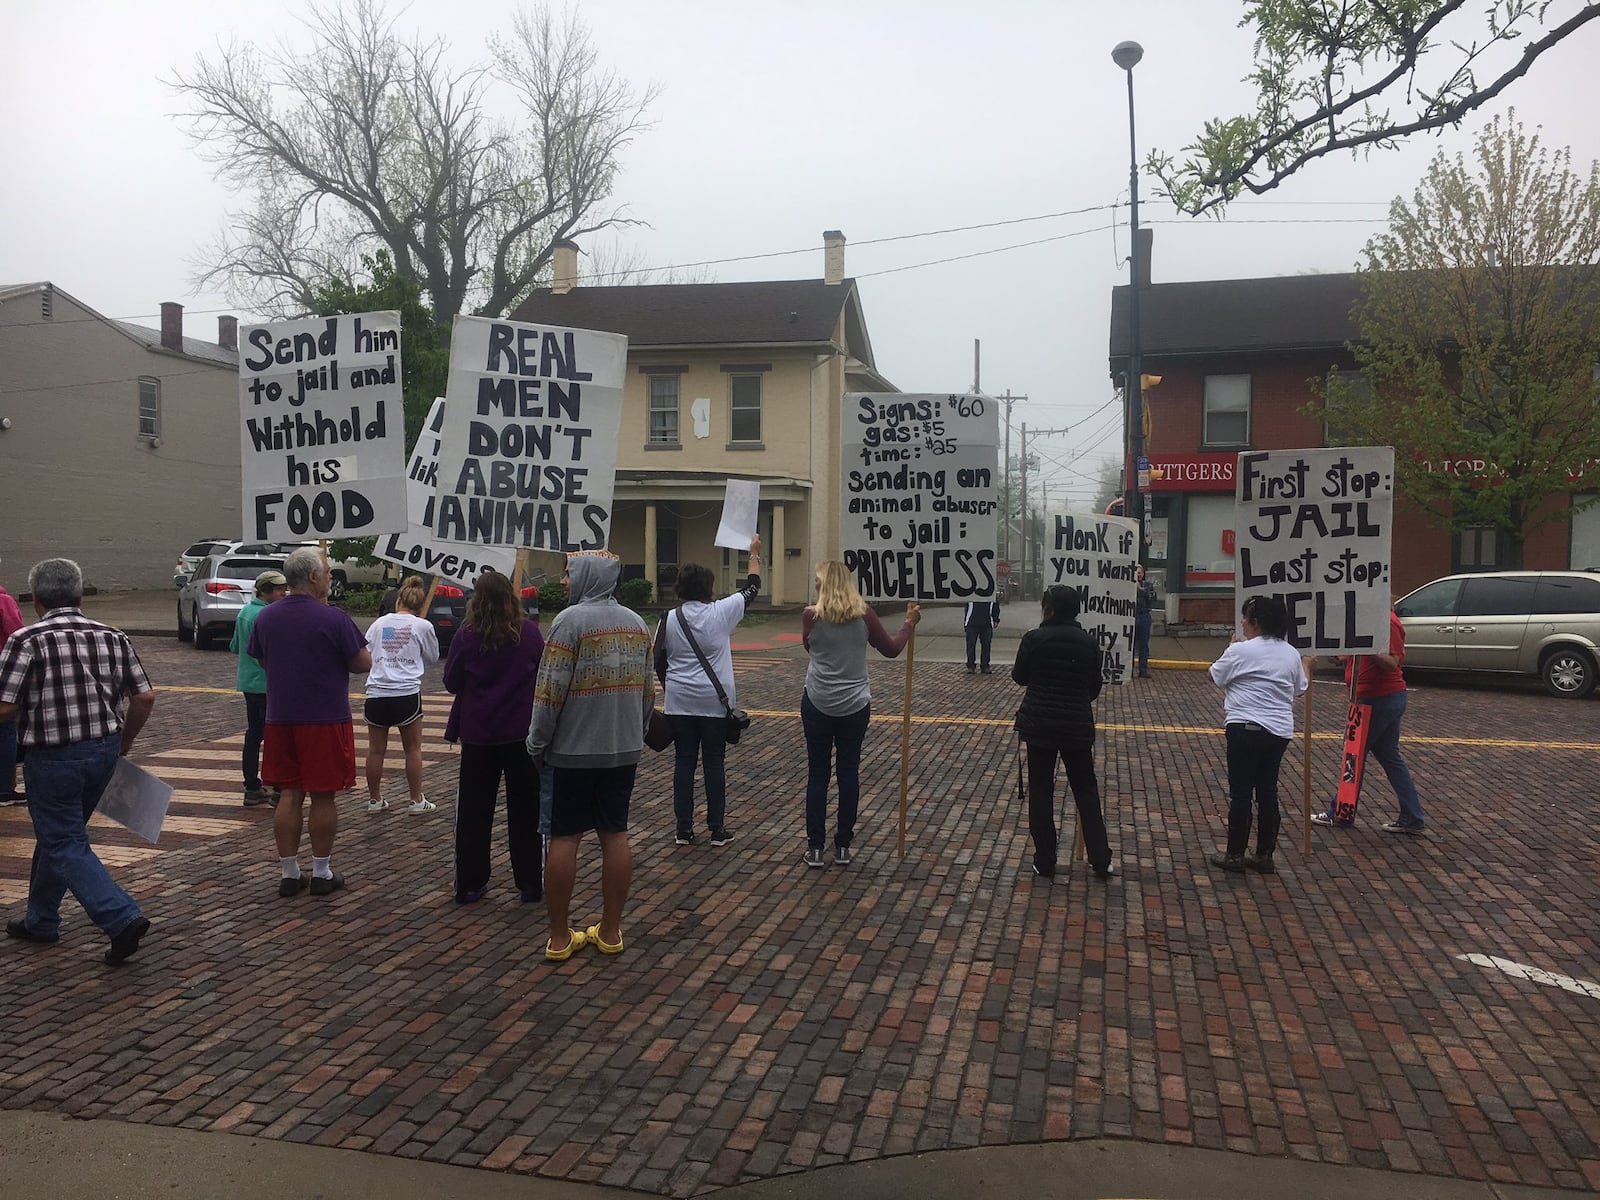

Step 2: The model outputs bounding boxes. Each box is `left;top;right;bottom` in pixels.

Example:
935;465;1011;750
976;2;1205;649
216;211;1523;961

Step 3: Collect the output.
1109;271;1600;628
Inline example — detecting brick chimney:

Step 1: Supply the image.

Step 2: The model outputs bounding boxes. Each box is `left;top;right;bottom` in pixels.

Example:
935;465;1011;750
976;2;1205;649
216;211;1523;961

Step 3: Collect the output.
552;240;579;295
160;302;183;351
217;315;238;351
823;230;846;285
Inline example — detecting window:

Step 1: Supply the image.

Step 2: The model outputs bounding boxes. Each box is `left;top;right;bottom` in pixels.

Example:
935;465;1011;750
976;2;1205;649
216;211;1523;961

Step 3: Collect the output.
648;375;680;445
1459;575;1537;617
1182;494;1235;588
1533;576;1600;615
730;374;762;443
1453;524;1506;571
1395;578;1461;618
1203;374;1250;446
1324;369;1373;446
138;377;160;437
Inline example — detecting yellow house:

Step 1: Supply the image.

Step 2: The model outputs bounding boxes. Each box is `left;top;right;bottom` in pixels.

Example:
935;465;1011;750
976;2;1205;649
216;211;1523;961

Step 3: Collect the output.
510;233;894;606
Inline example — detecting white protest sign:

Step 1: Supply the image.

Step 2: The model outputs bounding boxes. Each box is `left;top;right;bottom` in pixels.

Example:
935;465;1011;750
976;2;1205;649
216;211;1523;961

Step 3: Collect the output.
239;311;408;541
97;758;173;844
374;398;517;586
433;316;626;551
715;479;761;550
1044;511;1140;684
1234;447;1395;652
840;393;999;601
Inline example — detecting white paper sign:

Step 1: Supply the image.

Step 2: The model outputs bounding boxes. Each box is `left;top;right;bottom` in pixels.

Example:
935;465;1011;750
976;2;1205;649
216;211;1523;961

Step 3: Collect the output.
840;393;999;601
715;480;761;549
374;398;517;585
1234;447;1395;652
433;316;627;551
239;311;408;541
97;758;173;844
1043;512;1140;685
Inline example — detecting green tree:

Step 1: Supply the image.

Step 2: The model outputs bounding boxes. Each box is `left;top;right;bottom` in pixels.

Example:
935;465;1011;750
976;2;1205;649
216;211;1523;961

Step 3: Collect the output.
1154;1;1600;216
1312;114;1600;566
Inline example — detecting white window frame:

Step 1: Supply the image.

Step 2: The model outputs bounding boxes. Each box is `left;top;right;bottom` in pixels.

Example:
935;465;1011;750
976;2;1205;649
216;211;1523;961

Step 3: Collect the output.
138;376;161;438
1203;374;1250;447
647;374;680;445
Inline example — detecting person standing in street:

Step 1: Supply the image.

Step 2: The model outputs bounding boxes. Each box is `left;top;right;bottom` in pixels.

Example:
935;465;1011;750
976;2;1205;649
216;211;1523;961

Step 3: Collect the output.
527;551;652;961
1134;565;1157;679
247;548;371;898
1311;608;1425;835
963;598;1001;674
0;558;154;964
1011;584;1117;881
362;575;440;815
0;559;24;808
230;569;288;808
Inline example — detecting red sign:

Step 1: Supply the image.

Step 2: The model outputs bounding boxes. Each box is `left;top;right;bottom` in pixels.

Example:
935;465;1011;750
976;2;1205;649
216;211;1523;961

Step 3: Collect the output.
1221;529;1235;554
1129;453;1236;492
1334;702;1372;823
996;561;1012;577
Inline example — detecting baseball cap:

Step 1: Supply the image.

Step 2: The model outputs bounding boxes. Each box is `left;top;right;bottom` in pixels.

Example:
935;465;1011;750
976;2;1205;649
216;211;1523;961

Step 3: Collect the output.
255;569;288;590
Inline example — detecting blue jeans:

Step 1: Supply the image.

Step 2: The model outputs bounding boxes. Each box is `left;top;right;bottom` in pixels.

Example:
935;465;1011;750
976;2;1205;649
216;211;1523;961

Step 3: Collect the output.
0;717;18;798
964;622;993;670
22;733;143;938
670;714;727;835
242;692;267;790
801;692;871;850
1134;612;1152;672
1325;690;1423;827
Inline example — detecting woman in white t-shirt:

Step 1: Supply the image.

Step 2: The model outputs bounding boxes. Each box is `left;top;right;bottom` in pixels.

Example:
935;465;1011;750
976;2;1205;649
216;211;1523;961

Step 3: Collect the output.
1207;594;1308;875
363;575;441;814
654;536;761;847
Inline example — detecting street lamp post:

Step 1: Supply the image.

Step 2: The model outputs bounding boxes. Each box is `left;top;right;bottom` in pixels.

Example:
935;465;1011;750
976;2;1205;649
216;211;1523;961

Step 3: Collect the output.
1113;38;1145;559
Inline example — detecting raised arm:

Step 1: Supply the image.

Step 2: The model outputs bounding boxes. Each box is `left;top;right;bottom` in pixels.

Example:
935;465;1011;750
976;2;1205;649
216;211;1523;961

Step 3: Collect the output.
864;602;920;658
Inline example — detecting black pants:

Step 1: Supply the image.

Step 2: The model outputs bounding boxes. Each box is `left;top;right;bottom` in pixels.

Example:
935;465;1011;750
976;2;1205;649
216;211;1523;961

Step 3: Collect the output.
1025;742;1111;874
1225;722;1290;856
242;692;267;790
455;741;543;899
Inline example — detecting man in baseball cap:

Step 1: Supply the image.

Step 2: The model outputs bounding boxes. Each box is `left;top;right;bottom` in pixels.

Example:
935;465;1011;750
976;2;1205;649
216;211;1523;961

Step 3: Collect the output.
230;569;290;806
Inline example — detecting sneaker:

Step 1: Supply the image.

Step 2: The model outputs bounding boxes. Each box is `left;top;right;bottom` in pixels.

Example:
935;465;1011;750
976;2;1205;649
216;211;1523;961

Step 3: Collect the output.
1310;812;1352;828
675;829;696;846
1093;861;1118;879
803;848;825;868
1032;863;1055;879
709;828;735;847
6;918;58;944
308;872;346;896
1210;851;1248;873
366;797;389;813
268;788;281;807
455;886;488;905
1381;820;1424;835
1138;670;1152;679
965;664;976;674
833;844;852;866
105;917;151;966
1244;850;1276;874
243;787;271;808
407;797;436;814
980;666;992;674
278;875;309;898
0;793;25;807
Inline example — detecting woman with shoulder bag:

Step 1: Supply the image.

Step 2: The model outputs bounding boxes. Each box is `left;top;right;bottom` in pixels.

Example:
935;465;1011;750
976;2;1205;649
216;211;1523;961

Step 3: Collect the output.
654;535;761;848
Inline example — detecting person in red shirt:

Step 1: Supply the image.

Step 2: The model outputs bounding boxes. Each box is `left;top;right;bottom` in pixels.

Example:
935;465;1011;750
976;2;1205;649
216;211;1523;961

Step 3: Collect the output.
1311;609;1426;833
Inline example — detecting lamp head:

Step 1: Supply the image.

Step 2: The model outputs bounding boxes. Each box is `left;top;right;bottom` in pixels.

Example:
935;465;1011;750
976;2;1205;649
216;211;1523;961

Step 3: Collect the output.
1111;40;1144;71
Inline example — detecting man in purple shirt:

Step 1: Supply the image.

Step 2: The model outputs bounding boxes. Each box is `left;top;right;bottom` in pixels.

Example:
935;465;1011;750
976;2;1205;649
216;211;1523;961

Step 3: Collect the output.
248;548;371;898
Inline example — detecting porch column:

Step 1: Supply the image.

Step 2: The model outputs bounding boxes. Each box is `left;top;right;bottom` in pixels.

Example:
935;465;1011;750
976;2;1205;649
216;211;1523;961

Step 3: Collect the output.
770;501;786;604
644;501;658;599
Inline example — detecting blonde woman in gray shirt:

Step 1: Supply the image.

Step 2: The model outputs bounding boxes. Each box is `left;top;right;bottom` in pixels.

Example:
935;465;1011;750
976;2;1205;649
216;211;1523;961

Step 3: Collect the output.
799;561;920;868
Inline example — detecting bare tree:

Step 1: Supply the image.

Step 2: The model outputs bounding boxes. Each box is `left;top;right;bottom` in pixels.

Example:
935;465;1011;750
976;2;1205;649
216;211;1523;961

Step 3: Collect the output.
578;239;717;287
1153;1;1600;216
172;0;658;321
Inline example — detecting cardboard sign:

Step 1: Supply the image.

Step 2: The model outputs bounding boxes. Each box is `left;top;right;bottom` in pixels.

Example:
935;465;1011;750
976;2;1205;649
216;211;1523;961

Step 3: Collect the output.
238;311;408;541
840;393;999;601
374;398;517;586
1333;701;1371;822
433;316;626;551
1043;512;1140;685
1234;447;1395;652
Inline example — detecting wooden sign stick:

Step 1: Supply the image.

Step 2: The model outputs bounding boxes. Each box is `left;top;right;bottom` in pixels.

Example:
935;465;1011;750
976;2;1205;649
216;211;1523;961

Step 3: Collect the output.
1301;667;1314;857
898;627;916;859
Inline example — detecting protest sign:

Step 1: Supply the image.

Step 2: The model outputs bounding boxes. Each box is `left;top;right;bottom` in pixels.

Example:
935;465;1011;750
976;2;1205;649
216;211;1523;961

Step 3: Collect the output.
1043;511;1140;684
1234;447;1395;652
1334;700;1372;822
840;393;999;601
97;758;173;844
715;480;761;550
375;398;517;586
432;316;626;552
239;311;408;541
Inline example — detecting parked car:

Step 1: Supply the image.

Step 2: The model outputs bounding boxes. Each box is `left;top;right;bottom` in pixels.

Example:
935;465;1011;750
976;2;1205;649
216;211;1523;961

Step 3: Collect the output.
173;539;386;600
174;538;238;584
177;550;288;649
1393;570;1600;698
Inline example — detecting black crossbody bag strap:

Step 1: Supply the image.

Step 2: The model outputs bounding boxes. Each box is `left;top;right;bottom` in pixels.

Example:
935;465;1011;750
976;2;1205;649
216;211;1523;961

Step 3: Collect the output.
675;606;732;711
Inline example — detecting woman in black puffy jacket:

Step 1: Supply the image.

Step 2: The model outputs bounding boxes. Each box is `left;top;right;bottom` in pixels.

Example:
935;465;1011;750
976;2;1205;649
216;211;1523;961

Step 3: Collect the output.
1011;585;1116;881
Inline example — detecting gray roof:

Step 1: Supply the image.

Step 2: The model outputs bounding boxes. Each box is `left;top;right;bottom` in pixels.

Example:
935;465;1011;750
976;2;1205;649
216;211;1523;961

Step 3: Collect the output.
113;320;238;368
1109;272;1362;363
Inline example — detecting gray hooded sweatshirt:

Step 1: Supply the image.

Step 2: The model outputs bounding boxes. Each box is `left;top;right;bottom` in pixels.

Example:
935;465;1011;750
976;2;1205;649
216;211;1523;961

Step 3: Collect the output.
526;551;654;768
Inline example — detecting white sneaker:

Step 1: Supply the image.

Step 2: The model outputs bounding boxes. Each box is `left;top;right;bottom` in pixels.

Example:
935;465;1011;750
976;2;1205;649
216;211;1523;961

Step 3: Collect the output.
366;797;388;813
407;796;436;814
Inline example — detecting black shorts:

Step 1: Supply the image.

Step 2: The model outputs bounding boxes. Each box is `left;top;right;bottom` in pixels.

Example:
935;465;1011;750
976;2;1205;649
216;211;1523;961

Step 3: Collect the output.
363;693;423;729
548;764;637;837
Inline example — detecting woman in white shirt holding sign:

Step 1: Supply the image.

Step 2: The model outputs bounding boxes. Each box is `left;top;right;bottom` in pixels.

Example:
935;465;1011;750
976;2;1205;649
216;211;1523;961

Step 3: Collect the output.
1207;594;1307;875
363;575;441;814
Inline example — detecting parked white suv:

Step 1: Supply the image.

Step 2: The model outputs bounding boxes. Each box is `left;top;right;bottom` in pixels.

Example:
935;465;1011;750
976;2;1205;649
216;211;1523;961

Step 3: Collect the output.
173;539;386;600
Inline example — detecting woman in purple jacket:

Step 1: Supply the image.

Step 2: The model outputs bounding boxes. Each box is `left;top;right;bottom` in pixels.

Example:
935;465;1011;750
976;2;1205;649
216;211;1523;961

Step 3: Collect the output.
443;572;544;904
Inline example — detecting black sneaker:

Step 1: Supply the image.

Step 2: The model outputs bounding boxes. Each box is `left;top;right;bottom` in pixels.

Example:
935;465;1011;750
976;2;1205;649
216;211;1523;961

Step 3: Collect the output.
105;917;151;966
1032;863;1055;879
803;848;825;868
965;664;976;674
980;666;992;674
1093;861;1118;879
242;787;271;807
1244;850;1276;873
675;829;696;845
1210;851;1248;873
308;872;346;896
278;875;309;898
6;918;58;944
709;828;735;847
833;844;852;866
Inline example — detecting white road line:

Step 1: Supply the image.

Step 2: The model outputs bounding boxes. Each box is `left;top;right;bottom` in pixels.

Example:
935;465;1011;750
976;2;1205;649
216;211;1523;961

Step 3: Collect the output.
1457;953;1600;1001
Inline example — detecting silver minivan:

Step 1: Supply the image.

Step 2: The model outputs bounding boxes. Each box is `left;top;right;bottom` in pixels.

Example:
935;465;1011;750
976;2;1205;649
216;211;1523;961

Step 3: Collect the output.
1393;570;1600;698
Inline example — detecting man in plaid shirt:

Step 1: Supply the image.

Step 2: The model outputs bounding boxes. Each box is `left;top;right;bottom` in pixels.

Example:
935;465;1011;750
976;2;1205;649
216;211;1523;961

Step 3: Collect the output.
0;558;155;965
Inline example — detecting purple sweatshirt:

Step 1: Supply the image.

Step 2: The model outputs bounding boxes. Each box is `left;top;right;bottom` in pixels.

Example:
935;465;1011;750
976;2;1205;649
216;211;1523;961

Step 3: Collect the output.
442;619;544;745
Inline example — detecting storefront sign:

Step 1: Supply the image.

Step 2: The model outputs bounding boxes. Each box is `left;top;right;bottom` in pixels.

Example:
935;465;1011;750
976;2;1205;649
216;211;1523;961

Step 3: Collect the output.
1130;453;1236;492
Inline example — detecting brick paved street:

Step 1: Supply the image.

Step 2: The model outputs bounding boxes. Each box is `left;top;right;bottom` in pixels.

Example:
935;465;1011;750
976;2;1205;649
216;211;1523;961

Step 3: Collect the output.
0;634;1597;1195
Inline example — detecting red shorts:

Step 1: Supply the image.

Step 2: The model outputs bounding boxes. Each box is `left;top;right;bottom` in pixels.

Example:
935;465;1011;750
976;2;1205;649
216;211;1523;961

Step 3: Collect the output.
262;722;357;794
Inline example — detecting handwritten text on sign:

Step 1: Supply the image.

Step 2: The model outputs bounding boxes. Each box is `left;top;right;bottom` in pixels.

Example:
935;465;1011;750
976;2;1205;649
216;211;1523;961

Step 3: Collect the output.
841;393;999;601
238;311;408;541
1046;512;1139;684
433;317;626;552
1234;447;1395;652
374;398;517;586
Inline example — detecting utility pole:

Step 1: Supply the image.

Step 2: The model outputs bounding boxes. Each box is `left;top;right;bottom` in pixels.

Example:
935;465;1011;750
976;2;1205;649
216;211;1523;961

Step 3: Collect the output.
1018;423;1074;599
972;338;981;393
996;390;1025;579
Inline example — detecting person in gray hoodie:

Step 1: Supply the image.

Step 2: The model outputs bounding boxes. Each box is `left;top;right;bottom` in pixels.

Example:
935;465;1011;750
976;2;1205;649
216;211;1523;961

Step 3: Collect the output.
527;550;654;962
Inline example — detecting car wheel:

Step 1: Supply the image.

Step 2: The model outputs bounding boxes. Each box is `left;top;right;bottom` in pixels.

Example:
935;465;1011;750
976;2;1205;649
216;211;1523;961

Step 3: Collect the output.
1540;646;1597;699
177;600;193;642
194;609;214;650
329;570;347;602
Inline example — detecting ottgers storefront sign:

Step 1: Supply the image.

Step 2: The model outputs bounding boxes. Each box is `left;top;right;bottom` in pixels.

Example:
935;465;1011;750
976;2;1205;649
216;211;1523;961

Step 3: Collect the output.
1129;453;1237;491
